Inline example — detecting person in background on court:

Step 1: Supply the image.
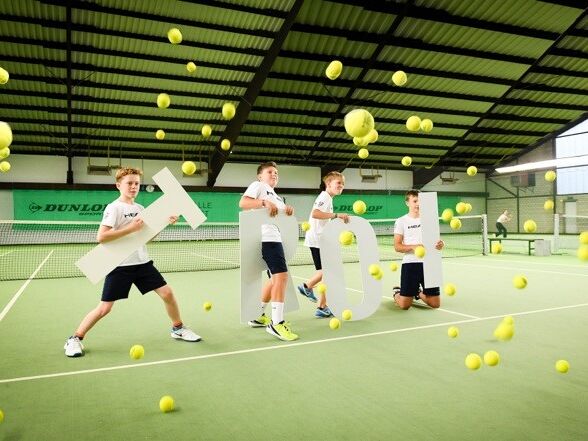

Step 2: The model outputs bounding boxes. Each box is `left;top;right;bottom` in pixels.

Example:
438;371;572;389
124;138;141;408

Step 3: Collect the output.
496;209;511;238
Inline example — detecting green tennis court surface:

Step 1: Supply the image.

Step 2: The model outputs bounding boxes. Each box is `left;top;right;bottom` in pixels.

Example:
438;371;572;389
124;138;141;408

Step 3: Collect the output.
1;254;586;440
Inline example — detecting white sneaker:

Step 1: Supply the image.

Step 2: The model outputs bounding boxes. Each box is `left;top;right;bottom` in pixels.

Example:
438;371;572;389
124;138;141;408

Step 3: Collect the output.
171;326;202;342
64;336;84;357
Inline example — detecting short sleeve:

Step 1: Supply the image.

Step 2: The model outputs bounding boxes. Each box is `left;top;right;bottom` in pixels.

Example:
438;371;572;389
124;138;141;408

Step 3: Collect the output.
313;192;331;212
243;181;262;199
393;217;404;235
101;204;117;227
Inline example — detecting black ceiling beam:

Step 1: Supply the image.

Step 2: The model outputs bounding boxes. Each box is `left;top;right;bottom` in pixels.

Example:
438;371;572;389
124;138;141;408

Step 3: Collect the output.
536;0;588;10
530;65;588;79
178;0;288;18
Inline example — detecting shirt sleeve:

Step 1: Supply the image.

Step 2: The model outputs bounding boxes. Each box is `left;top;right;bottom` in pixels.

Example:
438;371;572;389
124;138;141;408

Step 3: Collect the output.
243;181;262;199
393;216;404;235
101;203;117;227
313;192;331;213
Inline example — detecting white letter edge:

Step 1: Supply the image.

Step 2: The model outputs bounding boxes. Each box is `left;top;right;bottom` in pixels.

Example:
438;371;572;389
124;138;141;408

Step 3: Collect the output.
75;167;207;284
419;192;443;289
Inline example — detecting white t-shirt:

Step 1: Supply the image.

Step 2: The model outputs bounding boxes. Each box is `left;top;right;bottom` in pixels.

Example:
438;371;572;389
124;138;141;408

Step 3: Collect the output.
393;214;422;264
243;180;286;242
101;199;150;266
497;213;509;223
304;191;333;248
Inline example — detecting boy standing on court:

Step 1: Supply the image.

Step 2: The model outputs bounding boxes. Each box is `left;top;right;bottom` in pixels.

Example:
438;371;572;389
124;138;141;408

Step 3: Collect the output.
495;210;511;238
64;167;201;357
298;171;349;317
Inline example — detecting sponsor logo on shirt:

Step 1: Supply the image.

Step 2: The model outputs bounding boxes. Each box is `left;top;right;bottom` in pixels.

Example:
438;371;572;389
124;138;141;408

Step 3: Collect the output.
407;224;421;229
124;212;139;218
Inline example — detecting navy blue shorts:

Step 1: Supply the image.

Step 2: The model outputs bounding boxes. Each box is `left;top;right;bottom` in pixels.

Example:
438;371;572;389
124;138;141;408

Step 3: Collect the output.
309;247;322;270
102;260;167;302
261;242;288;275
400;262;440;297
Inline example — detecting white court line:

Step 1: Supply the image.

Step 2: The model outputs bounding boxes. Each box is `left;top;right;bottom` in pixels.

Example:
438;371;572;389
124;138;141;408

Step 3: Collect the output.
0;250;54;323
190;252;239;267
0;250;14;258
2;301;587;385
447;261;588;277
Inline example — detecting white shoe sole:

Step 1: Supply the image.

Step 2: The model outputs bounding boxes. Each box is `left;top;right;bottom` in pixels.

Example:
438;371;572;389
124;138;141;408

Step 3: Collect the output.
171;333;202;342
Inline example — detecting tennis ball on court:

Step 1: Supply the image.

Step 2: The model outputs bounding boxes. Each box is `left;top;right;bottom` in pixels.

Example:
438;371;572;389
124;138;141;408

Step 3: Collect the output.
545;170;556;182
222;103;236;120
155;129;165;140
579;231;588;245
513;275;527;289
159;395;175;413
344;109;374;138
325;60;343;80
494;323;514;341
329;318;341;330
167;28;182;44
491;242;503;254
483;350;500;367
201;124;212;137
0;122;13;148
389;262;398;272
339;230;354;246
391;70;407;86
447;326;459;338
0;66;8;84
406;115;421;132
577;245;588;261
455;202;467;215
186;61;196;73
0;161;10;173
555;359;569;373
157;93;170;109
401;156;412;167
467;166;478;176
444;283;456;296
365;129;378;144
353;136;369;147
182;161;196;175
523;219;537;233
301;221;310;232
414;245;425;258
502;316;514;325
441;208;453;223
368;263;381;276
221;139;231;151
342;309;352;320
465;353;482;370
129;344;144;360
316;283;327;295
450;218;462;230
420;118;433;133
353;200;366;215
0;147;9;159
544;199;554;211
203;301;212;311
358;148;369;159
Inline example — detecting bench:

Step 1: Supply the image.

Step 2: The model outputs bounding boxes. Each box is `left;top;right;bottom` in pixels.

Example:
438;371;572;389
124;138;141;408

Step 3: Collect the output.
489;238;537;256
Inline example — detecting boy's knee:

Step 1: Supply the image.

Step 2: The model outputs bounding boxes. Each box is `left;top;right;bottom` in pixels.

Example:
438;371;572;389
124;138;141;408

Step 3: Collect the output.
158;285;174;300
98;303;113;316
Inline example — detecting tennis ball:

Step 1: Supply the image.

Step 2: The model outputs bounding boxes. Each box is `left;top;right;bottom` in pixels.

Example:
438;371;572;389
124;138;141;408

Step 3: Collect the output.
450;218;462;230
201;124;212;137
0;121;13;148
203;301;212;311
523;219;537;233
339;230;354;246
401;156;412;167
414;245;425;258
441;208;453;223
157;93;170;109
353;136;369;147
368;264;381;276
316;283;327;295
0;66;8;84
579;231;588;245
467;166;478;176
301;221;310;232
555;359;569;373
483;350;500;367
129;344;144;360
544;199;554;211
465;353;482;370
155;129;165;140
420;118;433;132
222;103;236;120
513;275;527;289
0;408;3;423
545;170;556;182
502;316;514;325
342;309;352;320
444;283;456;296
329;318;341;330
447;326;459;338
373;271;383;280
186;61;196;73
344;109;374;138
167;28;182;44
0;147;9;159
494;323;514;341
358;148;369;159
389;262;398;272
159;395;175;413
365;129;378;144
491;242;503;254
465;203;472;213
577;245;588;261
353;200;366;215
455;202;467;215
182;161;196;175
0;161;10;173
325;60;343;80
391;70;407;86
406;115;421;132
221;139;231;151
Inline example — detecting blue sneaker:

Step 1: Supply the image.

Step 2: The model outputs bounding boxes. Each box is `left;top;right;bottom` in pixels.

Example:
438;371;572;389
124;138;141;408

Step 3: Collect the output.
314;306;334;318
297;284;318;303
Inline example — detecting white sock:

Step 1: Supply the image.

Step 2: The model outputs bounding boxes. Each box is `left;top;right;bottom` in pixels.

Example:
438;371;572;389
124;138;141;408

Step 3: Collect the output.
271;302;284;324
261;302;268;315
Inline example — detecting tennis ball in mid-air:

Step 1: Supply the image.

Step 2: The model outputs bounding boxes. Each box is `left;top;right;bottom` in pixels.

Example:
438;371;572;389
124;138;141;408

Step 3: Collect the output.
414;245;425;258
502;316;514;325
221;139;231;150
342;309;352;321
0;161;10;173
577;245;588;261
447;326;459;338
467;166;477;176
441;208;453;223
339;230;354;246
401;156;412;167
353;200;366;215
450;218;462;230
203;302;212;311
344;109;374;138
222;103;236;120
455;202;467;215
364;129;378;144
155;129;165;140
545;170;556;182
0;147;9;159
167;28;182;44
0;121;13;148
129;344;144;360
353;136;369;147
406;115;421;132
186;61;196;73
201;124;212;137
420;118;433;133
316;283;327;295
444;283;456;296
358;148;369;159
0;66;8;84
325;60;343;80
391;70;407;86
544;199;554;211
491;242;503;254
157;93;170;108
301;221;310;232
465;353;482;370
483;350;500;367
494;323;514;341
465;203;472;213
523;219;537;233
0;408;4;423
555;360;569;373
579;231;588;245
368;263;381;276
329;318;341;330
182;161;196;175
389;262;398;272
513;275;527;289
159;395;175;413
